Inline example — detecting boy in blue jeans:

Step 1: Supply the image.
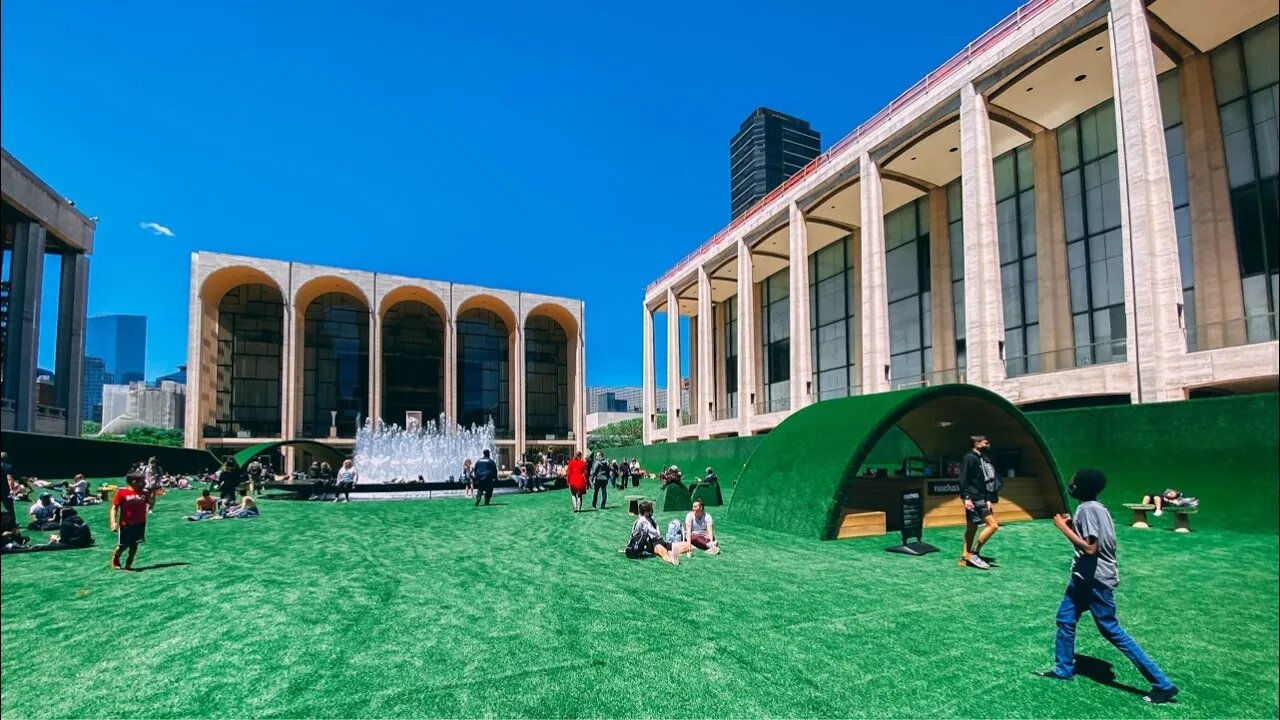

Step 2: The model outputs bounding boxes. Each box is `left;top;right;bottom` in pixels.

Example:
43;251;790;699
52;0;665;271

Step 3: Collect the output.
1040;468;1179;704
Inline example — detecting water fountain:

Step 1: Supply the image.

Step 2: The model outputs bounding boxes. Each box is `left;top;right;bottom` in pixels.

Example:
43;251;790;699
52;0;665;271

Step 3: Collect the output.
353;414;497;484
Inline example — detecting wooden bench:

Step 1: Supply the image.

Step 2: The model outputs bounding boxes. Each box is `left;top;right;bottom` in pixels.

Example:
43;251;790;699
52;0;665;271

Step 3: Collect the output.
626;495;644;515
1123;503;1156;528
837;509;887;539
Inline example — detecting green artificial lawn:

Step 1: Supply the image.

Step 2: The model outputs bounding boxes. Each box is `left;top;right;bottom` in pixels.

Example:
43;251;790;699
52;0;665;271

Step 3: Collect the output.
2;489;1276;719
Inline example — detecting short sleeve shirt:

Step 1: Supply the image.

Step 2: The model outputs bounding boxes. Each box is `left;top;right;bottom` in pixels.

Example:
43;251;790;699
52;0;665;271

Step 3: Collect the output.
113;487;150;527
30;500;61;521
685;511;712;535
1071;500;1118;588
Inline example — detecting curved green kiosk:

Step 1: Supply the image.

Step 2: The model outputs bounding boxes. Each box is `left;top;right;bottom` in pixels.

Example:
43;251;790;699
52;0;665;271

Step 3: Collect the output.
230;440;348;470
728;385;1067;541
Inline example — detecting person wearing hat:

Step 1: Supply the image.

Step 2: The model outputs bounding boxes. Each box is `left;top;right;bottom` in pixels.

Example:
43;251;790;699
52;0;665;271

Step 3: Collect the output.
27;492;62;531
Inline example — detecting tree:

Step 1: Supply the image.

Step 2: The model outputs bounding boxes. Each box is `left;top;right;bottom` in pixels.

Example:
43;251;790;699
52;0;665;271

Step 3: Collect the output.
587;416;658;451
81;420;101;437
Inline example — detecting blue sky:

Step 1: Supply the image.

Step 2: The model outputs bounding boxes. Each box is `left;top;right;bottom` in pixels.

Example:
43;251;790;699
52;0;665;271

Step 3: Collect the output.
2;0;1020;386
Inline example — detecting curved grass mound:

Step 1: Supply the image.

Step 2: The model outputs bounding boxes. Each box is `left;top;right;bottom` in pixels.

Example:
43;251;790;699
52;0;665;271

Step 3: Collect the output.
231;439;347;469
659;482;693;513
728;385;1065;540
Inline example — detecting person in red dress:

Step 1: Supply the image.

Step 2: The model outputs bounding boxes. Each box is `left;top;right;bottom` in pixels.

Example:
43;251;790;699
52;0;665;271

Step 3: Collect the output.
566;450;588;513
109;473;150;571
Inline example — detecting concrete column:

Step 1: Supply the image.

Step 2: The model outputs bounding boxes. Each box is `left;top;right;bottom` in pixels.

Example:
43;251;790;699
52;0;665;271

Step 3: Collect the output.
369;310;381;425
281;300;295;440
55;253;89;435
1033;129;1073;371
859;156;891;393
1181;51;1245;344
697;266;714;438
512;323;525;460
736;238;757;433
445;317;457;423
959;83;1007;388
3;222;46;431
928;187;957;376
1109;0;1186;402
850;229;863;392
688;315;698;424
665;288;680;442
642;304;656;444
788;202;814;407
713;301;726;415
574;328;586;453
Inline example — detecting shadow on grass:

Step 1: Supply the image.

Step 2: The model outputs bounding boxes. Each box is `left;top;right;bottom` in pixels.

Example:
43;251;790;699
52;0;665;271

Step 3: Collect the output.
1074;654;1147;696
130;562;191;573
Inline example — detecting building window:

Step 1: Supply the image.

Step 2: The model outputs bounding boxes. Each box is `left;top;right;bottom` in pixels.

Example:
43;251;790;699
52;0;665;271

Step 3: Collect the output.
456;308;510;436
216;283;283;438
724;294;738;415
886;196;932;387
1059;99;1127;367
947;178;966;369
381;300;444;427
809;235;856;401
1212;18;1280;342
995;144;1040;375
1158;68;1196;350
760;269;790;412
525;315;569;439
302;292;369;438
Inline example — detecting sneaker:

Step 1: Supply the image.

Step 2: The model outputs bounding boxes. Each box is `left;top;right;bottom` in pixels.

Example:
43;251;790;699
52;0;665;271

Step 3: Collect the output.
1153;509;1163;517
706;547;720;555
1034;671;1073;681
969;550;996;563
1144;686;1179;704
965;554;991;570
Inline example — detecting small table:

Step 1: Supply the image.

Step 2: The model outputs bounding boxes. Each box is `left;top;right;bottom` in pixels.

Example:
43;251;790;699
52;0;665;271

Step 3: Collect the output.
626;496;644;515
1123;503;1156;528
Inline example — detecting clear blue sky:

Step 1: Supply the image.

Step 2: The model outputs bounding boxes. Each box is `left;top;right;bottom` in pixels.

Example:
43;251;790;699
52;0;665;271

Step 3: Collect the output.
2;0;1020;386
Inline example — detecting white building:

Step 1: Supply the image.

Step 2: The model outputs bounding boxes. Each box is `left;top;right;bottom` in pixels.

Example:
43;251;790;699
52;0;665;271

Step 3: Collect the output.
102;380;186;430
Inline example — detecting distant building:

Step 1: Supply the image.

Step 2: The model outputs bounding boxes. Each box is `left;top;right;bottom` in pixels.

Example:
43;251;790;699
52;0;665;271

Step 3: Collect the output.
82;356;112;423
729;108;821;219
587;386;667;413
101;380;185;430
155;364;187;386
87;314;146;385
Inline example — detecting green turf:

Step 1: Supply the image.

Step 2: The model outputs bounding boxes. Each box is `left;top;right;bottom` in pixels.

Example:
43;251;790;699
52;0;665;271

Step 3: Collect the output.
2;490;1276;718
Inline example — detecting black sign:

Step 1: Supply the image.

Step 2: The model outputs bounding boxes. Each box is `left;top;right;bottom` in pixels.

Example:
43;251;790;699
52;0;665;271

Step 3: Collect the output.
928;481;961;496
901;490;923;544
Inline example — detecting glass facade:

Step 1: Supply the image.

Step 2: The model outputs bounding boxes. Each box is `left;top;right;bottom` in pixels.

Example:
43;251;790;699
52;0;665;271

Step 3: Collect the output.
216;283;283;438
947;179;966;369
809;236;856;401
381;300;444;426
302;292;369;438
1212;18;1280;342
457;308;510;435
525;315;569;439
723;295;738;415
760;270;790;411
995;143;1040;375
1157;68;1196;349
1059;99;1127;366
886;196;932;387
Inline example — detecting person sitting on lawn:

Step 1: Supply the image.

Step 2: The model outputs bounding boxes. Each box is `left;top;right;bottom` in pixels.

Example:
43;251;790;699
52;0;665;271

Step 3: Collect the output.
1;511;31;553
684;500;720;555
659;465;685;489
218;495;259;519
625;500;694;566
187;490;219;521
1140;489;1192;517
27;492;62;531
63;474;90;506
31;508;95;551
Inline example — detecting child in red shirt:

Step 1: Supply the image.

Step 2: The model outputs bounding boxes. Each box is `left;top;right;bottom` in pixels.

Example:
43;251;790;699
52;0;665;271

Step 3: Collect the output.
109;473;149;570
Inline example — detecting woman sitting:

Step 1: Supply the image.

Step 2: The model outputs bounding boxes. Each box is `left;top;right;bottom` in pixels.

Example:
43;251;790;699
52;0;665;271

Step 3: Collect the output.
217;495;259;519
625;501;694;566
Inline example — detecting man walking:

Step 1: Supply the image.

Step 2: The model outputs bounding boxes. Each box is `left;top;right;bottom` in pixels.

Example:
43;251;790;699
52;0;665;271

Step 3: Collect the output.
1038;468;1179;704
109;473;150;571
959;434;1000;569
589;451;610;510
473;449;498;506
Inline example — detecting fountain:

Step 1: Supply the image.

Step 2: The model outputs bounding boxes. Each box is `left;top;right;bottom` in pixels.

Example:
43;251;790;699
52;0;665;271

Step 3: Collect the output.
353;414;497;484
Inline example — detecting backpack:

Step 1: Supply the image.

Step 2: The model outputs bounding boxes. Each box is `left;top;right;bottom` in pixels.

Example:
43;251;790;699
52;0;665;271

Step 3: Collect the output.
624;530;654;559
665;519;684;544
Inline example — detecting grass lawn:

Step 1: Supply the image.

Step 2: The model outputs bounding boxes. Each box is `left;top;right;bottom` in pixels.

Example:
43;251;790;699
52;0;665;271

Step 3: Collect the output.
2;488;1276;719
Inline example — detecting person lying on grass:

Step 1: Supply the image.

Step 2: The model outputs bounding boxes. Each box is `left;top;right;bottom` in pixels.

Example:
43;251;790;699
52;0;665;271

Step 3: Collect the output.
1038;468;1180;705
625;500;694;566
215;495;259;519
186;490;218;521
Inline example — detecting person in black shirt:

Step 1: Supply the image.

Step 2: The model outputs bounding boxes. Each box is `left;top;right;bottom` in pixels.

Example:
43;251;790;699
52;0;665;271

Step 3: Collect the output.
590;452;611;510
31;508;95;551
958;434;1000;569
0;451;13;515
217;459;244;508
473;449;498;506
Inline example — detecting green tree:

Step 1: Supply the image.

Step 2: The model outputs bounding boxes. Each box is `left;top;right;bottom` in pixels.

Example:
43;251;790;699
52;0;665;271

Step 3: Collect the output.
587;416;658;451
81;420;101;436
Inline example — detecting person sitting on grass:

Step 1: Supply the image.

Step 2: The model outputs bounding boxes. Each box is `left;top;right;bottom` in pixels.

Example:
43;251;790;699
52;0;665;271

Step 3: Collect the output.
1140;489;1193;517
1039;468;1179;705
30;508;95;552
1;511;31;553
625;500;694;566
217;495;259;519
27;493;62;531
58;474;90;506
684;500;720;555
187;490;219;521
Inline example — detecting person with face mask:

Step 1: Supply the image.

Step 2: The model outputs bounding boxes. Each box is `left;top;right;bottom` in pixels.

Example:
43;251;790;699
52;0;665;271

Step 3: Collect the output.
958;434;1000;569
1038;469;1179;705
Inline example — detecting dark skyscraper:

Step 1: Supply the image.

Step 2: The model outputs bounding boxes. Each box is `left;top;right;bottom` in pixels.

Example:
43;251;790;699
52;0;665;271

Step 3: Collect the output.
729;108;821;219
86;314;146;385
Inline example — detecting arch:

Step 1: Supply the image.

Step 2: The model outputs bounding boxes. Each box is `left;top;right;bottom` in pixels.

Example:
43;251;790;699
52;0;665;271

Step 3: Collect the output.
301;290;370;438
295;275;371;313
523;302;579;338
199;265;285;308
215;283;286;438
456;293;518;332
524;314;570;439
231;439;347;470
381;298;446;425
456;305;512;434
379;284;448;323
728;385;1066;540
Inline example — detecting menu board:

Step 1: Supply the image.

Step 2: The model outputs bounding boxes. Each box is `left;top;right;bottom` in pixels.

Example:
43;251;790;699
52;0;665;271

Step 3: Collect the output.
901;490;924;544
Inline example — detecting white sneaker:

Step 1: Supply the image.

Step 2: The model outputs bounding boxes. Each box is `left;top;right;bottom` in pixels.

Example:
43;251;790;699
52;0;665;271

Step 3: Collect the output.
1153;509;1163;517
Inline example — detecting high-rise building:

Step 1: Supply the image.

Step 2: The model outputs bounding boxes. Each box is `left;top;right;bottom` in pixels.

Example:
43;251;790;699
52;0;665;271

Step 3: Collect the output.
82;356;112;423
86;314;146;385
102;380;185;430
729;108;821;219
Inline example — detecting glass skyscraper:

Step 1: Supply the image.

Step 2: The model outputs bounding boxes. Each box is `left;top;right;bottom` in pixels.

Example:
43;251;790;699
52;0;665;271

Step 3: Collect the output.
86;314;146;385
730;108;821;219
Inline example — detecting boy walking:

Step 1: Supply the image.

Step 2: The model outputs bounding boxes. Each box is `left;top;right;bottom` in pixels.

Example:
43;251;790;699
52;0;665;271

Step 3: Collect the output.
1040;468;1179;704
109;473;150;571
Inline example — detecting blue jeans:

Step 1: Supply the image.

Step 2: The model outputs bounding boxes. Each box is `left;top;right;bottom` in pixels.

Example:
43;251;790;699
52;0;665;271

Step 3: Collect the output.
1054;580;1173;690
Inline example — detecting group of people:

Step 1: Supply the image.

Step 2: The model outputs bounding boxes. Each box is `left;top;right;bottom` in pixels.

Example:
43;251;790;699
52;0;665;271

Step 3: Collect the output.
563;451;634;512
300;459;359;502
624;498;721;565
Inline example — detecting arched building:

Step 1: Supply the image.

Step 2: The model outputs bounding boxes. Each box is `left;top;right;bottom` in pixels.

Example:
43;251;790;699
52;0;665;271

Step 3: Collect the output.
186;252;585;471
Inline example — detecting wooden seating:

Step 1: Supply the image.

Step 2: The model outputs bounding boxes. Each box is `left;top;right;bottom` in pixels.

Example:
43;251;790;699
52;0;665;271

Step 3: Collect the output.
1169;507;1197;533
837;509;887;539
1123;503;1156;529
626;496;644;515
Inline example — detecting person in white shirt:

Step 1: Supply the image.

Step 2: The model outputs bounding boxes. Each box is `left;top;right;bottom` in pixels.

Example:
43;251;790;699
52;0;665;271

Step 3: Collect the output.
684;500;720;555
28;493;63;530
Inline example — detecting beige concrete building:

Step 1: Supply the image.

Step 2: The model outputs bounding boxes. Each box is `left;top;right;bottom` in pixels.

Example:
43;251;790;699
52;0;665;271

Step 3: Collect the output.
643;0;1279;444
186;252;585;469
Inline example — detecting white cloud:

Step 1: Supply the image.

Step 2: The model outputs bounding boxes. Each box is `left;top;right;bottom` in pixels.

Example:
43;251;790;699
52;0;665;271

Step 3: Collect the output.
140;221;175;237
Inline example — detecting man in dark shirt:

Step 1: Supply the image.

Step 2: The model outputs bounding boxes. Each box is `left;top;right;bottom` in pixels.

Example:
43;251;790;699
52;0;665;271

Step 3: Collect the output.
473;449;498;506
217;460;244;508
959;434;1000;570
590;452;611;510
32;508;95;552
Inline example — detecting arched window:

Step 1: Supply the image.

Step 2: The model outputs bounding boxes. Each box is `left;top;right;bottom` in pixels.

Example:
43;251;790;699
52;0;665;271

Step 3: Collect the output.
525;315;568;438
216;283;284;438
382;300;445;426
302;292;369;438
456;308;510;435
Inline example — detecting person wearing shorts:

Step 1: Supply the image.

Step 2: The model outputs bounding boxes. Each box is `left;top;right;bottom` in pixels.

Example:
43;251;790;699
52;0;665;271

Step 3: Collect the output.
959;434;999;570
110;473;150;571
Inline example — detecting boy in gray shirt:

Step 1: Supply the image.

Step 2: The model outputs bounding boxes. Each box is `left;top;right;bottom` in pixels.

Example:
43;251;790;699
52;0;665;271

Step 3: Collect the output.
1039;468;1179;704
